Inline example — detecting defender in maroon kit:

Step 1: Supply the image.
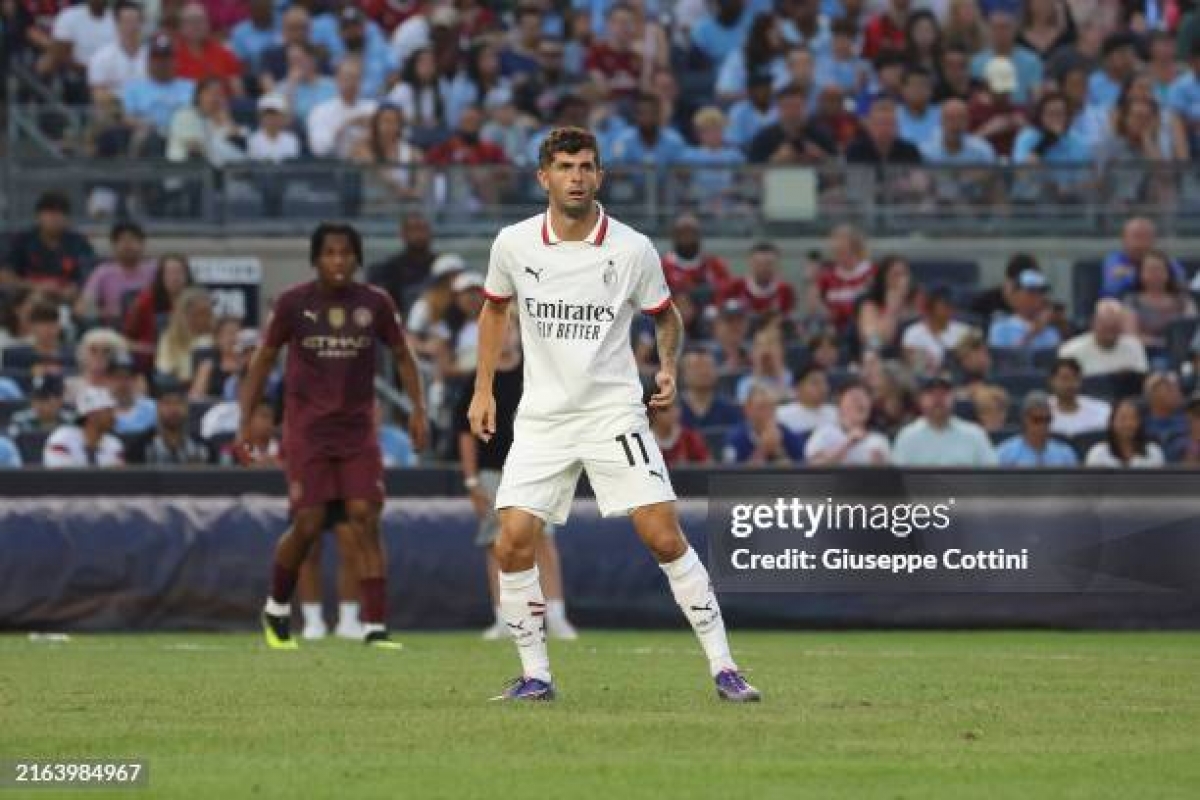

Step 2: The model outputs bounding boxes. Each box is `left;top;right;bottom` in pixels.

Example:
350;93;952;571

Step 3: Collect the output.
238;222;428;649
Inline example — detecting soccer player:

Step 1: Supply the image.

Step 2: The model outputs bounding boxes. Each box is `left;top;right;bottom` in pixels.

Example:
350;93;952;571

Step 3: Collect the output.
238;222;428;649
468;127;761;703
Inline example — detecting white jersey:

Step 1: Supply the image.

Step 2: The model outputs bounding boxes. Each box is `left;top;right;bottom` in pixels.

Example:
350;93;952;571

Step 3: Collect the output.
484;205;670;441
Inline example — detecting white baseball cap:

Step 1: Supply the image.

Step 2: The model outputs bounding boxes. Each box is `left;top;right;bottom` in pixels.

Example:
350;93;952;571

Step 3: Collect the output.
431;253;466;278
451;271;484;292
257;93;288;115
76;386;116;417
984;57;1018;95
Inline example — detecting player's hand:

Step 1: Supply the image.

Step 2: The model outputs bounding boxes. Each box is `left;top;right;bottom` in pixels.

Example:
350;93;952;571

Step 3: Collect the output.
648;370;676;410
468;391;497;442
232;428;256;466
409;407;429;451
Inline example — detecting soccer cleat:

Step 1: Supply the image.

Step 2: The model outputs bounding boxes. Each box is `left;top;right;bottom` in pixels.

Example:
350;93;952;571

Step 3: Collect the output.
546;616;579;641
334;619;365;640
714;670;761;703
481;620;509;641
363;630;404;650
262;611;298;650
491;676;556;702
302;619;328;641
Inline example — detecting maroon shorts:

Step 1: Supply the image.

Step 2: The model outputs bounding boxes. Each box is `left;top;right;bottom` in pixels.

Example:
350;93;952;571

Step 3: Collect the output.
283;442;385;513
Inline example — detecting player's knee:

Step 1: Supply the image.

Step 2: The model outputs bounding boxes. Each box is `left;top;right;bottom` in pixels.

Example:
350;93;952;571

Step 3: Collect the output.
633;504;688;563
292;509;326;542
494;516;539;571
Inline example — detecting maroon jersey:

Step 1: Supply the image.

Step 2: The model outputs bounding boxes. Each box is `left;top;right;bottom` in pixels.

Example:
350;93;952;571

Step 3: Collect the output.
720;277;798;316
816;260;876;329
661;251;733;296
264;280;402;457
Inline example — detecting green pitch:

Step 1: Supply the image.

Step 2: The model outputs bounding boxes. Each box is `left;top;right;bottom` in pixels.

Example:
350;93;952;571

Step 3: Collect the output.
2;631;1199;799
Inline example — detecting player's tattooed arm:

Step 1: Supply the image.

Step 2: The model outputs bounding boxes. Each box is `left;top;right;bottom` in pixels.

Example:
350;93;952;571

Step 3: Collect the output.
391;337;429;451
649;302;683;410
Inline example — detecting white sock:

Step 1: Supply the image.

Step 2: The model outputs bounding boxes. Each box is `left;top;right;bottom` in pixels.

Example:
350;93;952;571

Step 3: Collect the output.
264;597;290;617
546;599;567;624
499;567;551;683
660;547;736;677
301;603;323;628
339;602;359;625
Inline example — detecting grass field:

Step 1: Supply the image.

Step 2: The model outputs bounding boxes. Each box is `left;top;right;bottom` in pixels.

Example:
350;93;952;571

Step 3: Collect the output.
2;630;1199;799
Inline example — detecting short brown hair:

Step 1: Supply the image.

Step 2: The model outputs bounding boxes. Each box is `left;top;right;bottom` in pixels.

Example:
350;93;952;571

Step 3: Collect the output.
538;126;601;169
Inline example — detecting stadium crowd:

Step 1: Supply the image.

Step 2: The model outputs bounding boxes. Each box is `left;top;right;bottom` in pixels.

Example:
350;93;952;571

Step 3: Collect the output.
2;186;1200;470
2;0;1200;215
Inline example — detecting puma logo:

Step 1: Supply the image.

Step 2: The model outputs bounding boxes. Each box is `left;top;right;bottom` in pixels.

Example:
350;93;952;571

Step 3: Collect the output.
690;602;714;613
302;310;318;323
649;468;664;482
506;620;526;631
525;266;544;282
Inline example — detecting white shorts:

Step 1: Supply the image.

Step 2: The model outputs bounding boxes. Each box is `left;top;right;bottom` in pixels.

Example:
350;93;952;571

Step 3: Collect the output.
495;426;677;525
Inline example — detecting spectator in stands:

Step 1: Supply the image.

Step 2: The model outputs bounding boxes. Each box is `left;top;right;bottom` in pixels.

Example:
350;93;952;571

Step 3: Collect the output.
1085;398;1165;467
610;92;687;168
968;56;1027;158
1101;217;1186;299
1173;392;1200;465
805;381;891;465
480;87;532;167
679;348;744;429
190;316;241;400
861;0;910;60
715;12;787;104
921;97;999;203
809;85;861;153
44;386;125;467
66;327;127;406
446;271;485;374
1012;91;1092;201
350;104;426;204
335;5;396;100
1124;250;1197;350
777;364;837;436
87;0;145;105
1143;370;1188;447
110;352;156;435
973;252;1039;320
173;2;242;96
935;45;984;104
1017;0;1075;60
903;285;973;371
1167;39;1200;153
426;105;513;209
710;298;752;376
308;57;377;159
2;191;94;300
897;66;941;145
385;48;446;146
944;0;987;55
723;383;807;465
846;97;926;202
1097;95;1188;203
747;82;835;164
124;253;193;368
660;213;732;297
16;299;71;371
807;329;841;371
691;0;761;67
814;224;875;331
76;221;154;327
858;254;922;354
996;390;1079;466
406;252;464;345
988;269;1061;352
259;5;314;90
275;42;335;127
903;10;942;76
155;286;214;383
367;213;437;312
950;330;992;395
1146;32;1181;102
228;0;278;76
585;2;643;101
860;350;916;436
971;10;1042;104
971;383;1010;434
130;377;210;464
722;241;797;315
7;374;71;439
48;0;116;103
513;37;572;122
0;432;20;467
681;107;746;210
893;373;997;465
1088;32;1138;111
651;400;710;466
816;18;869;96
735;326;793;403
167;76;249;168
119;33;194;142
1048;356;1111;437
1059;299;1150;377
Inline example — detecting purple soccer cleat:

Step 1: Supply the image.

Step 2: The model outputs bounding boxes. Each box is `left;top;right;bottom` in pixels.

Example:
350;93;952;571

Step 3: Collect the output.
491;676;556;702
714;670;761;703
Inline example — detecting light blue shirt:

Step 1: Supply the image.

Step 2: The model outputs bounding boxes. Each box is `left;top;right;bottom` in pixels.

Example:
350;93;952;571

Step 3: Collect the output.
987;314;1062;350
610;126;687;166
970;47;1043;104
780;15;832;56
715;51;789;96
892;417;998;466
726;100;777;148
0;435;21;468
1013;127;1093;164
0;377;24;401
229;19;280;72
379;425;416;467
815;54;867;94
920;133;996;164
682;145;746;197
1167;71;1200;122
310;14;388;62
116;397;158;435
690;2;770;64
122;78;195;134
1087;70;1124;110
996;436;1079;467
291;77;337;124
897;104;942;148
